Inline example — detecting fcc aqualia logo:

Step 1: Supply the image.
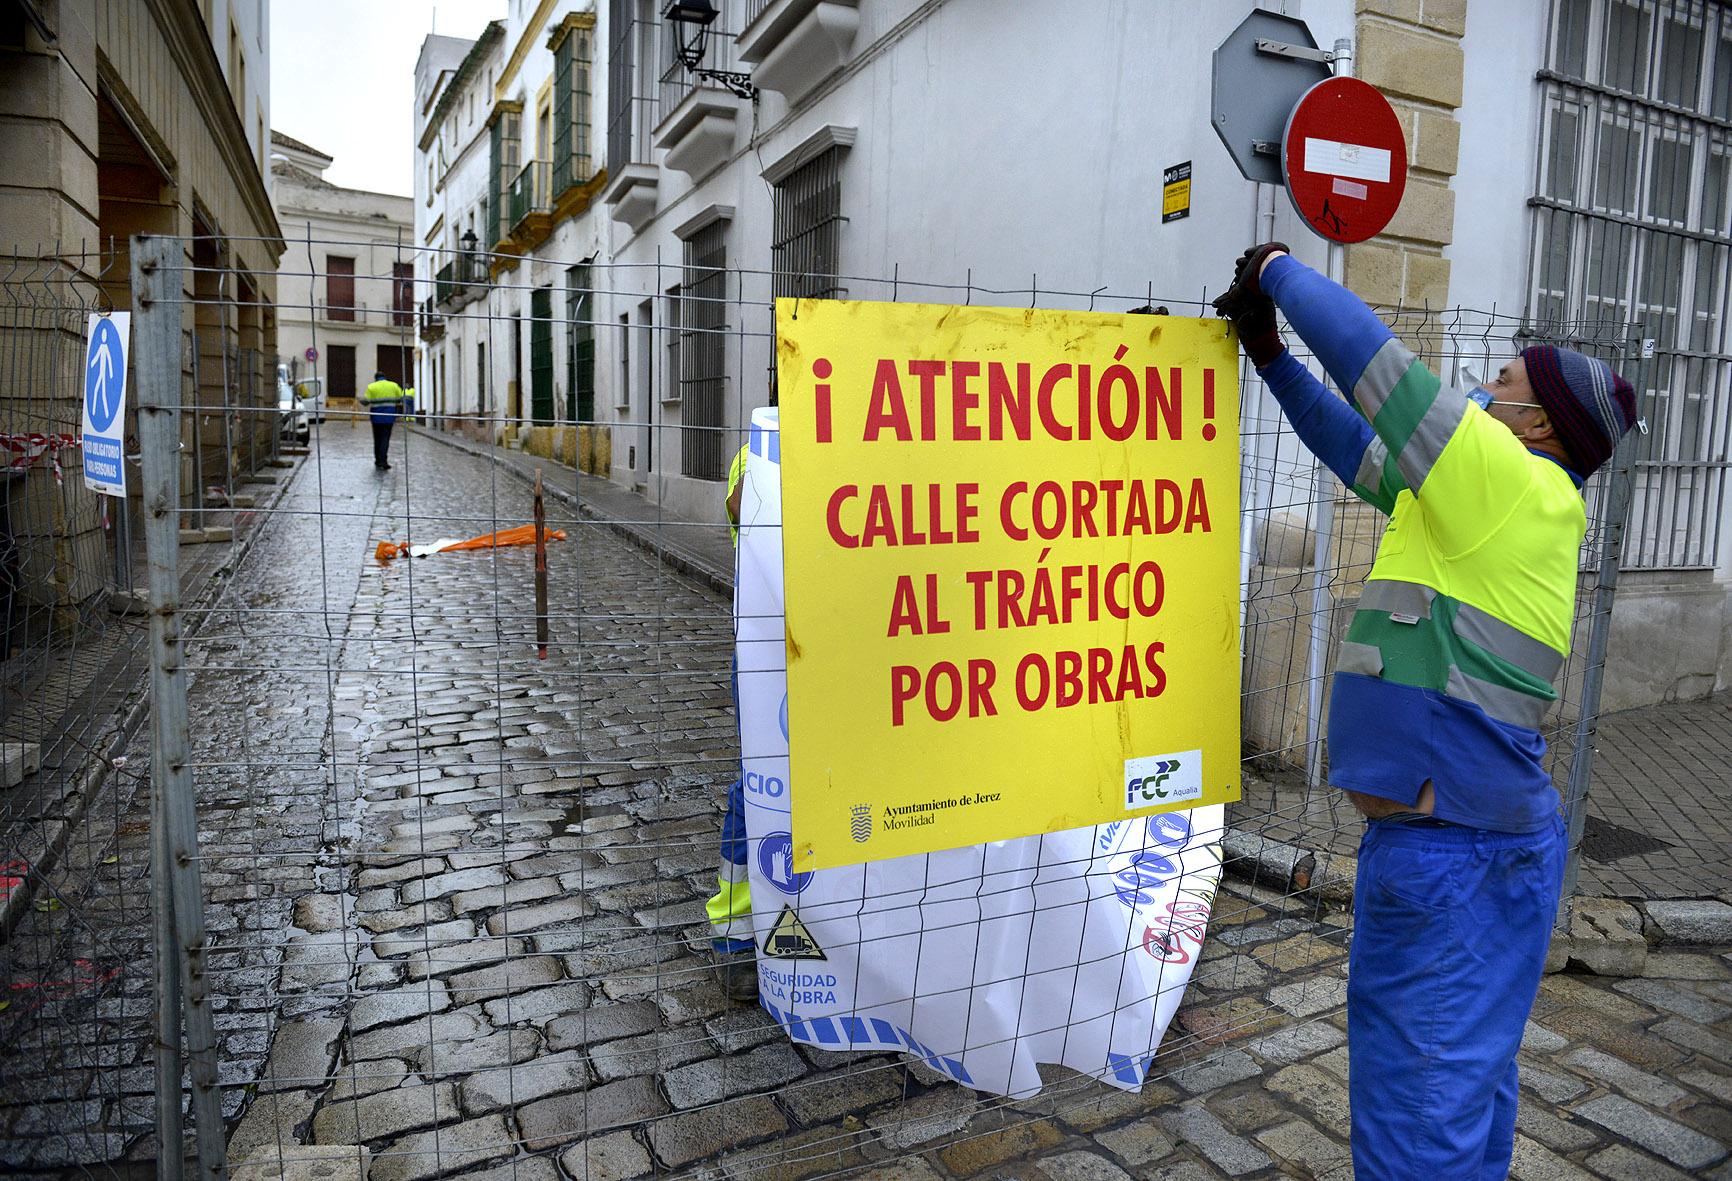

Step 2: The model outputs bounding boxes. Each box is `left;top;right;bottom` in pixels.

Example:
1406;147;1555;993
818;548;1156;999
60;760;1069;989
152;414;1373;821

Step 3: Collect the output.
1123;750;1203;809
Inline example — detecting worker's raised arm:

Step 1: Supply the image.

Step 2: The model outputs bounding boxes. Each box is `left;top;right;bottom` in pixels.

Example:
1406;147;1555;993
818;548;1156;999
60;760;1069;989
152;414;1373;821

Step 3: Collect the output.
1259;252;1468;498
1213;244;1407;513
1257;348;1405;514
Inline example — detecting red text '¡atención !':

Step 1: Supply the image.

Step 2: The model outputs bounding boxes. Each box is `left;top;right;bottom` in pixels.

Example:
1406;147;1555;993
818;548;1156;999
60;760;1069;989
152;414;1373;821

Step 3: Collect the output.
807;351;1224;445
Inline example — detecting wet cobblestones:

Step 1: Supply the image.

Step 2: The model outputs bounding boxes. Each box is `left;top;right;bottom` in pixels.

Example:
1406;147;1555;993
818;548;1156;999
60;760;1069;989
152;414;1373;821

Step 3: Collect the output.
0;427;1728;1179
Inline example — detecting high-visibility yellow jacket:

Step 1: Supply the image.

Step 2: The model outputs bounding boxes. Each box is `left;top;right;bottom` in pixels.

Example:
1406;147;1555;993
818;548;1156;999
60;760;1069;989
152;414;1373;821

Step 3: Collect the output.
364;379;404;424
1259;255;1584;833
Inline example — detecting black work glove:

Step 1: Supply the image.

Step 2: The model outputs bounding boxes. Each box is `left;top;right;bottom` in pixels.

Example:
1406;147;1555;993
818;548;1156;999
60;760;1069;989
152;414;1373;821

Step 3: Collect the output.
1212;242;1290;369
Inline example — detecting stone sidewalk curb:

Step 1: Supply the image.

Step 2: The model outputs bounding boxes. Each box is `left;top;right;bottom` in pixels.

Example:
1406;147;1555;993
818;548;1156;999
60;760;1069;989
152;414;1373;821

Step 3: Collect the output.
1223;829;1732;980
0;452;309;936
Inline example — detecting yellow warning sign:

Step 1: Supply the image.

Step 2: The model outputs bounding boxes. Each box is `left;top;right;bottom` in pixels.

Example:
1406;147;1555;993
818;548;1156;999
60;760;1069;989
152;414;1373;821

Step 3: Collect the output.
762;906;826;960
1162;161;1192;223
777;298;1243;871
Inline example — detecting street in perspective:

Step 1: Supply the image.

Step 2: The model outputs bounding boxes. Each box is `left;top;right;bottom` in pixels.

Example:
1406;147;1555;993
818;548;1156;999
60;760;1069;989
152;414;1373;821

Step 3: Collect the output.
2;3;1731;1181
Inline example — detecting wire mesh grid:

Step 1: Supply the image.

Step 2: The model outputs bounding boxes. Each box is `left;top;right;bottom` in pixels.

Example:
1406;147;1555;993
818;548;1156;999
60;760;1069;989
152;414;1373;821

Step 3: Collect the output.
0;241;298;1171
0;235;1636;1179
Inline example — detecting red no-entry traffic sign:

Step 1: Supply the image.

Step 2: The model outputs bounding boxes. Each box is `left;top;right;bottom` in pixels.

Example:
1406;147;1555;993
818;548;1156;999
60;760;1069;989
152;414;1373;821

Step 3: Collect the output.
1281;77;1407;244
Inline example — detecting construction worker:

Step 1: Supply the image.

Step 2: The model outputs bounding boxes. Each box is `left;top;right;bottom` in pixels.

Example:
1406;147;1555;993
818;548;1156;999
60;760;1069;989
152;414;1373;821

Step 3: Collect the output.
1214;243;1640;1180
708;441;755;1001
363;372;404;470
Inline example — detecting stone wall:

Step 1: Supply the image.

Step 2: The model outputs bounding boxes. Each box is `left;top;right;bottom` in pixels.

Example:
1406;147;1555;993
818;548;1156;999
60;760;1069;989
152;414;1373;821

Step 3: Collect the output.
1345;0;1465;336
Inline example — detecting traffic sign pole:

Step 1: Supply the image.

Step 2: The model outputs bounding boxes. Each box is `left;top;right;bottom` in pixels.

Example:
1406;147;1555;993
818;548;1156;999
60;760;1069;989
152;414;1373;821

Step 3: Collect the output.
1304;39;1354;792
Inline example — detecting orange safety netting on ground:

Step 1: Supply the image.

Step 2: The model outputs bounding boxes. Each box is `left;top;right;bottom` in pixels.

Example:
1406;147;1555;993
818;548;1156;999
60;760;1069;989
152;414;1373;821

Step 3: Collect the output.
374;524;566;564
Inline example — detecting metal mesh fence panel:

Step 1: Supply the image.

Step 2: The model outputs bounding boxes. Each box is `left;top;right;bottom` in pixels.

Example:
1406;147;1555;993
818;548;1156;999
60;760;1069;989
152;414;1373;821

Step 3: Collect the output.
0;234;1647;1178
0;239;295;1172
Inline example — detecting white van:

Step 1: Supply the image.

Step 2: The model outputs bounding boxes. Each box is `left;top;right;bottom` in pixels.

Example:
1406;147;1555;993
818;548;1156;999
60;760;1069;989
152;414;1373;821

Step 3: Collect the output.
276;364;309;442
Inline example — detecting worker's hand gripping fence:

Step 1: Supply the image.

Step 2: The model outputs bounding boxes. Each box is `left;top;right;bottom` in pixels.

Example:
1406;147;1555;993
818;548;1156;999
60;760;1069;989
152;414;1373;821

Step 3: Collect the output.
0;233;1637;1179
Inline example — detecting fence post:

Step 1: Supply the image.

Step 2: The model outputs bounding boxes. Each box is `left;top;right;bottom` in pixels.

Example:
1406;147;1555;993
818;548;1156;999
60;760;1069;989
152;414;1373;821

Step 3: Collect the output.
188;341;203;526
1557;334;1647;908
534;467;549;659
133;233;228;1181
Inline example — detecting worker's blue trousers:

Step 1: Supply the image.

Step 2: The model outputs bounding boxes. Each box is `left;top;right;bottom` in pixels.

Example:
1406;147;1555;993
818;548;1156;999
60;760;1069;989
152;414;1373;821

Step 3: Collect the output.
707;658;752;951
1348;815;1566;1181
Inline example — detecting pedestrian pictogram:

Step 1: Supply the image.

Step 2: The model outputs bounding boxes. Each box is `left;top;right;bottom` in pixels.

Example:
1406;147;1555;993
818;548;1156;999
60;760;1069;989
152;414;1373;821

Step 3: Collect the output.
80;312;130;498
1281;77;1408;244
761;905;826;960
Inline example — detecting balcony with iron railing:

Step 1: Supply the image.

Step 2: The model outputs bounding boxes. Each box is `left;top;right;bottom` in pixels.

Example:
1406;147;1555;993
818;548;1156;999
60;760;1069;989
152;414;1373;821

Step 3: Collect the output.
434;254;487;310
653;9;751;180
736;0;861;102
418;297;445;342
509;160;553;237
316;300;367;325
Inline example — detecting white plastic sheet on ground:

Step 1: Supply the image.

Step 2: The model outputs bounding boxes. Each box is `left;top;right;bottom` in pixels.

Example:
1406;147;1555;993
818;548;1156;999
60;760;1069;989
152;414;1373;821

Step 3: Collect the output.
734;407;1225;1099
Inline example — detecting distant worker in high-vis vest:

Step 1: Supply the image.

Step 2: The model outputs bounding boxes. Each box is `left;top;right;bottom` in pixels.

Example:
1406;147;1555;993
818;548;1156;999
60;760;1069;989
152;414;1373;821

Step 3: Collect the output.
1214;243;1639;1181
364;373;405;470
708;443;756;1002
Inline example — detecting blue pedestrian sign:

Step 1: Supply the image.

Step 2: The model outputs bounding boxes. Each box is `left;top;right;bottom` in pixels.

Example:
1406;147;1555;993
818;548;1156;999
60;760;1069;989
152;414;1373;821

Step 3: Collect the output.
81;312;130;498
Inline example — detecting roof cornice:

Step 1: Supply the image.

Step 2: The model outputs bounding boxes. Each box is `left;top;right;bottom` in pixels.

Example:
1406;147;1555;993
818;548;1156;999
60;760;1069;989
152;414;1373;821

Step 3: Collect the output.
146;0;283;255
419;22;505;153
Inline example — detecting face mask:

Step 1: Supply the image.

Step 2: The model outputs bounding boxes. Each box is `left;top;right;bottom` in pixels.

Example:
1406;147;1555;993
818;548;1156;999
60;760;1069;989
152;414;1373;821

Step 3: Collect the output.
1451;363;1490;410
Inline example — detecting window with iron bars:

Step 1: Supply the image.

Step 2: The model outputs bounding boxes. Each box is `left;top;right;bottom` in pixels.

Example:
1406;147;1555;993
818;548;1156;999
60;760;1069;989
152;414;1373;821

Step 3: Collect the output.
681;221;728;480
742;0;774;30
772;146;847;300
552;22;595;197
391;262;415;327
488;108;522;247
665;281;682;425
606;0;632;177
566;264;595;423
1529;0;1732;569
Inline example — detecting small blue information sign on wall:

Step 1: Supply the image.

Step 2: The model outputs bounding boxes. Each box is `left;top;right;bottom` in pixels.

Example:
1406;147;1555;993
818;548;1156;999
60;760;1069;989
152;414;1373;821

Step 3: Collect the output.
81;312;130;498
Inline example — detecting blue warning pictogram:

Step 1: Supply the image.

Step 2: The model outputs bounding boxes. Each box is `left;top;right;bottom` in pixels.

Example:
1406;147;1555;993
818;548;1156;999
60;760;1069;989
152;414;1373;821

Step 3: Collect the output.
84;317;124;434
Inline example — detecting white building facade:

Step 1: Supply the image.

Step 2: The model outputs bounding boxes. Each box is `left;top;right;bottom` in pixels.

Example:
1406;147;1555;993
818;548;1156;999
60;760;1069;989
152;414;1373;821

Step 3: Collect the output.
413;0;1732;707
272;133;417;402
415;5;610;472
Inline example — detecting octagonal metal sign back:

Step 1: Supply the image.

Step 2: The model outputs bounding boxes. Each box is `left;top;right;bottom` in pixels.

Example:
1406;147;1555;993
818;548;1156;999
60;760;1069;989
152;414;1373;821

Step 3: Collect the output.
1211;10;1332;186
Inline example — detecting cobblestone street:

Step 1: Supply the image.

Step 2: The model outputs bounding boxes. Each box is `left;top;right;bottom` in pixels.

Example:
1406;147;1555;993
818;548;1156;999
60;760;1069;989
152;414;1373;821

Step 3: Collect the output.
1;423;1729;1179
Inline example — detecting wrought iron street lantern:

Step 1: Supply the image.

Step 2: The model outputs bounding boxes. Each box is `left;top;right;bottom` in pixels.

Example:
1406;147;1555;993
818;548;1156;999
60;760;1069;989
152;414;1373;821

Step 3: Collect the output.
661;0;757;99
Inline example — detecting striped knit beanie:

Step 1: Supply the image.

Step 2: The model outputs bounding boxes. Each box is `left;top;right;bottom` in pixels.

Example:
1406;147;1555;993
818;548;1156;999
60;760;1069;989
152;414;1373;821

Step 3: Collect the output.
1519;345;1639;476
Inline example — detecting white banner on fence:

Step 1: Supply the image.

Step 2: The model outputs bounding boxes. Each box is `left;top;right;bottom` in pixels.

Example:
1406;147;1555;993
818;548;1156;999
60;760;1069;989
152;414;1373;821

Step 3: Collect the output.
736;407;1226;1099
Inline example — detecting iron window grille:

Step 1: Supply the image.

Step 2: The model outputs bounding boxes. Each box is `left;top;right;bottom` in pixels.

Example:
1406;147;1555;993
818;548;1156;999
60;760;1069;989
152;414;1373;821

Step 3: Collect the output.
681;220;728;480
607;0;661;175
488;109;522;247
567;265;596;423
1528;0;1732;569
771;146;847;301
553;24;596;197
